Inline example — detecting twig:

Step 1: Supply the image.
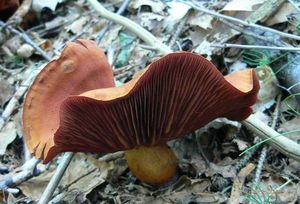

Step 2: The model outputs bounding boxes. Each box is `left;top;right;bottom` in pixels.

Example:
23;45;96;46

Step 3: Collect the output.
39;151;124;203
0;157;40;189
211;43;300;52
228;163;256;204
96;0;131;44
0;21;51;61
178;0;300;41
113;64;135;75
38;152;74;204
242;114;300;161
253;94;282;185
87;0;172;54
253;146;267;183
219;19;287;47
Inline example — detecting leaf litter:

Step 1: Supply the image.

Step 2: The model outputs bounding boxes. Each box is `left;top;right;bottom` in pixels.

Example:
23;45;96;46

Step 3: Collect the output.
0;0;300;203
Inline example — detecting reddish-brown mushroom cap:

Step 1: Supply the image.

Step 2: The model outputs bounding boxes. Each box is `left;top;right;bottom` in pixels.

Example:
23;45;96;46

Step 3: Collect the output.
23;39;115;161
44;52;259;163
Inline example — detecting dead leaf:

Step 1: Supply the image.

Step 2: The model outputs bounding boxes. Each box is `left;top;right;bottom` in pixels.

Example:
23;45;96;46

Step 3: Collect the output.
19;153;115;202
18;167;54;201
66;16;90;34
139;12;164;31
222;0;266;11
163;1;191;31
278;116;300;143
188;11;214;30
266;2;296;26
96;25;122;49
151;176;220;203
189;27;208;47
205;160;236;178
0;122;17;155
195;40;214;56
0;77;13;107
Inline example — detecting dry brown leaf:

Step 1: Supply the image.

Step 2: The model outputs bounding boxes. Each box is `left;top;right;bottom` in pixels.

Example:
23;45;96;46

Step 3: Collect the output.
205;162;236;178
266;3;296;26
18;167;54;201
19;153;115;202
279;116;300;143
151;176;218;203
0;122;17;155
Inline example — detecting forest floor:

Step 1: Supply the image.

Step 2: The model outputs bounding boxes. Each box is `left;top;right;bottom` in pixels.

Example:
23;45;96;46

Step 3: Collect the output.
0;0;300;203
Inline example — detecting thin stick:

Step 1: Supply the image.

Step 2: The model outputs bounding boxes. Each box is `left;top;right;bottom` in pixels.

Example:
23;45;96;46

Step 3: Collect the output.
96;0;131;44
253;94;282;185
7;0;32;25
87;0;172;54
211;43;300;52
219;19;287;47
242;115;300;161
228;163;255;204
38;152;74;204
0;157;40;189
0;21;51;61
178;0;300;41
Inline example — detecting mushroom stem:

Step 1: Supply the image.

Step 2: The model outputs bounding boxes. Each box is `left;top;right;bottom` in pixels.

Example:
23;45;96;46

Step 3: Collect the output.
125;144;177;185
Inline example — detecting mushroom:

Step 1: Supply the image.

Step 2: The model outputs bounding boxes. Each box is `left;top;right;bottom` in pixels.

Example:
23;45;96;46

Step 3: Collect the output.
23;40;259;185
23;39;114;161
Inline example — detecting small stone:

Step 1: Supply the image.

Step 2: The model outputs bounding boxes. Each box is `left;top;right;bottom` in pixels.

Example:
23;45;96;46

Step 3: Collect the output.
17;44;34;58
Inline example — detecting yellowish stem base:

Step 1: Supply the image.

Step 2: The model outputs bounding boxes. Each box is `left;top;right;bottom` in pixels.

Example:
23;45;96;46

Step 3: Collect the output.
125;144;177;185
